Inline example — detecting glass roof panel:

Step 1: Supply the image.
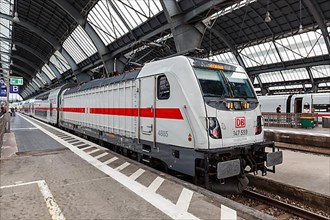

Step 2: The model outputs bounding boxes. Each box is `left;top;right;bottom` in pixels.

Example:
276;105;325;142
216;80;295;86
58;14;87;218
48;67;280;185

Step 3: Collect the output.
275;29;327;62
112;0;162;29
259;71;283;83
42;65;56;80
63;26;97;64
88;1;129;45
210;52;239;65
87;0;162;45
32;78;41;88
310;65;330;78
36;73;46;85
281;68;309;81
319;82;330;87
0;0;12;75
50;51;70;74
269;85;303;90
253;77;258;85
63;37;86;64
209;0;256;20
240;41;281;67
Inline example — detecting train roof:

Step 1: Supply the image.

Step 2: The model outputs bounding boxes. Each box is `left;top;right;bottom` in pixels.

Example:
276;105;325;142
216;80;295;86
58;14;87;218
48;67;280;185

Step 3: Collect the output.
64;69;140;95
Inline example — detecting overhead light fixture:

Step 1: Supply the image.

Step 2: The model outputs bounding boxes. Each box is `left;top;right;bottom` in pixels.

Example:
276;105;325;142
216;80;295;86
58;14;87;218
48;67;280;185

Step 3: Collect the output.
265;0;271;23
265;11;271;23
298;0;303;33
146;42;162;47
12;0;20;23
10;60;13;65
12;44;17;51
13;12;20;23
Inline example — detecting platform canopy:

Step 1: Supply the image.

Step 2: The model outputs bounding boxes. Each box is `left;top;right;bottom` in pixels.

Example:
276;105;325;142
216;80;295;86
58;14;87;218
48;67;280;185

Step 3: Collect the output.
0;0;329;99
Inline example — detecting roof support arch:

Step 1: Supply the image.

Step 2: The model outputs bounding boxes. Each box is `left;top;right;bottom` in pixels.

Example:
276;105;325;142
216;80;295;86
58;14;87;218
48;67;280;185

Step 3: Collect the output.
12;55;41;73
29;82;38;92
48;62;62;80
303;0;330;58
14;43;61;81
306;67;316;92
11;55;49;86
11;70;31;83
11;64;34;79
0;12;79;76
24;86;35;95
51;0;115;74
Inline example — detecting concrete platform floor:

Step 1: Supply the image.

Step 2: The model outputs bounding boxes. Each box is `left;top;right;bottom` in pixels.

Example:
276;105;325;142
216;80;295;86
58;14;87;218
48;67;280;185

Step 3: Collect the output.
264;149;330;196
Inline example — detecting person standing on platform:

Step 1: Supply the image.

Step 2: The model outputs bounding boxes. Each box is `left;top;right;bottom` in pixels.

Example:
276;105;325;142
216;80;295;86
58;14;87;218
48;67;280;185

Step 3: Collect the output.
10;107;15;116
276;105;281;125
276;105;282;114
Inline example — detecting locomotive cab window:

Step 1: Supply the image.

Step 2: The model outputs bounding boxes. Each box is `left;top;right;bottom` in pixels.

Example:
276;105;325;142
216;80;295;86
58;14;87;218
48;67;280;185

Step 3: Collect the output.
158;75;170;100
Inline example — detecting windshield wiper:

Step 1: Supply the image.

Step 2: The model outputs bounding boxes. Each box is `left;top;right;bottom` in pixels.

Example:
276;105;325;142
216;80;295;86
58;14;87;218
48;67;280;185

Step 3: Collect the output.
203;93;227;98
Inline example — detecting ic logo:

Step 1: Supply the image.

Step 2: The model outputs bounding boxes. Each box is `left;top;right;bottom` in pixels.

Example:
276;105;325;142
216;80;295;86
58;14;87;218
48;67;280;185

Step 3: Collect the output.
235;117;246;128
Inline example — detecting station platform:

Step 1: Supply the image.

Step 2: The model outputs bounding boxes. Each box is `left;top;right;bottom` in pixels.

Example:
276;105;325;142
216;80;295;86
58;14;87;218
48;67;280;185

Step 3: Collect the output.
264;126;330;150
263;126;330;196
261;149;330;196
1;113;272;220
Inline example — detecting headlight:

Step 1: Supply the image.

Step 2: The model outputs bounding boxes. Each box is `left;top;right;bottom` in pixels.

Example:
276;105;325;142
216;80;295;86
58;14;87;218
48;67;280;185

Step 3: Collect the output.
255;115;262;135
208;117;222;139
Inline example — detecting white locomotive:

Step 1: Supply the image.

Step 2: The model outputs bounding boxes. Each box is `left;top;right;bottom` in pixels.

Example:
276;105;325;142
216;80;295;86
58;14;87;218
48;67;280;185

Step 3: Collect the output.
22;56;282;193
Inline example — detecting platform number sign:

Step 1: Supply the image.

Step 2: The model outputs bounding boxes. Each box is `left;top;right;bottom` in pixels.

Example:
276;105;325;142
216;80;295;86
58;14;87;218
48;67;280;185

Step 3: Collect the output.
235;117;246;128
10;85;20;93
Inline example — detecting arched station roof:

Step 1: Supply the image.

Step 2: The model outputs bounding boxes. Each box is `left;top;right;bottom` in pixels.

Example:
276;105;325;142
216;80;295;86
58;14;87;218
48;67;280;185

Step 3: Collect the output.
0;0;329;100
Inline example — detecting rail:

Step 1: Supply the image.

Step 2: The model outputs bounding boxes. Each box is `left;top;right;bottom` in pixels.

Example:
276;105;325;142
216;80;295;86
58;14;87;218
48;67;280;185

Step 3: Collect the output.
262;112;319;128
243;190;328;220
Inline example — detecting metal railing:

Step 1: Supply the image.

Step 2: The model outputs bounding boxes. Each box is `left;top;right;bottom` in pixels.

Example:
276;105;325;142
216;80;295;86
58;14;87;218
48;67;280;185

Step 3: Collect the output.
262;112;319;128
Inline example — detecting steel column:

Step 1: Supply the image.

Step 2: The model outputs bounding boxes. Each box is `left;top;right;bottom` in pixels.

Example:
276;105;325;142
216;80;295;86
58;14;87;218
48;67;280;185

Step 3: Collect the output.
160;0;202;52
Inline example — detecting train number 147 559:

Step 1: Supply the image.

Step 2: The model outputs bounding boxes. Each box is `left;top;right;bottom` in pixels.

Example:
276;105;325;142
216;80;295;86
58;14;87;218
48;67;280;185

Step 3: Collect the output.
233;129;248;136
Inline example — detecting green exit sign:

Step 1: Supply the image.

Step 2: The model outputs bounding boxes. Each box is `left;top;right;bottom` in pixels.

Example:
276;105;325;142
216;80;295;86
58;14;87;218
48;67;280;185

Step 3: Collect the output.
10;77;23;85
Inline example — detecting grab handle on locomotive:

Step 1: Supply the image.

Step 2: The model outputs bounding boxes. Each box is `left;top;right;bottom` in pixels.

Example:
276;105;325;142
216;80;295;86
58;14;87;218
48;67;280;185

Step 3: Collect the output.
141;125;153;135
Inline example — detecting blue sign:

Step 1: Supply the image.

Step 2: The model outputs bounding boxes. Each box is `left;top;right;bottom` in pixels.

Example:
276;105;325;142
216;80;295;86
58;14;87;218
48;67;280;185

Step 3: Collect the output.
10;85;20;93
0;89;6;97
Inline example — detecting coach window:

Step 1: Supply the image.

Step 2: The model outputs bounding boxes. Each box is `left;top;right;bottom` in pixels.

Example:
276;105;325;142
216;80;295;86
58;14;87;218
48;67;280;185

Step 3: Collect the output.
50;103;53;117
158;75;170;100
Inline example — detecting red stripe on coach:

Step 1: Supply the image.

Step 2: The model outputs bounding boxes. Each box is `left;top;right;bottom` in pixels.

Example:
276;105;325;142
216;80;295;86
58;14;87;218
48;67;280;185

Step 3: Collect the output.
60;108;86;113
89;108;183;120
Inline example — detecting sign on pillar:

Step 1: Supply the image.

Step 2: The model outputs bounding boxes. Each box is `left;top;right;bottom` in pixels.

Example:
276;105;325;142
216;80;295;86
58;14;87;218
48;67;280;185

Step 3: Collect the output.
10;85;20;93
10;77;23;86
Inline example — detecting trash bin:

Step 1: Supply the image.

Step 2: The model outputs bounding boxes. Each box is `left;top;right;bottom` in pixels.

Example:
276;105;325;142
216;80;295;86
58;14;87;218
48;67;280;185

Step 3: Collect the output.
300;117;314;128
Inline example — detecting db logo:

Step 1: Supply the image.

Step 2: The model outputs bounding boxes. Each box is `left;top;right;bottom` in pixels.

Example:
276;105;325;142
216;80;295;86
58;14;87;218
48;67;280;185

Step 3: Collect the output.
235;117;246;128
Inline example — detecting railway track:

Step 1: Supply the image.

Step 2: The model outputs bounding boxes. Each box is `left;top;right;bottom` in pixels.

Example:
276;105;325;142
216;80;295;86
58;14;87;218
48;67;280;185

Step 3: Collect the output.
243;190;329;220
24;115;329;219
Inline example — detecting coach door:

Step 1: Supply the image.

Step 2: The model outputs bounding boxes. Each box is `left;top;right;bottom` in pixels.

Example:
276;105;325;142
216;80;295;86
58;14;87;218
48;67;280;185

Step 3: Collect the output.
294;98;303;113
138;76;156;148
